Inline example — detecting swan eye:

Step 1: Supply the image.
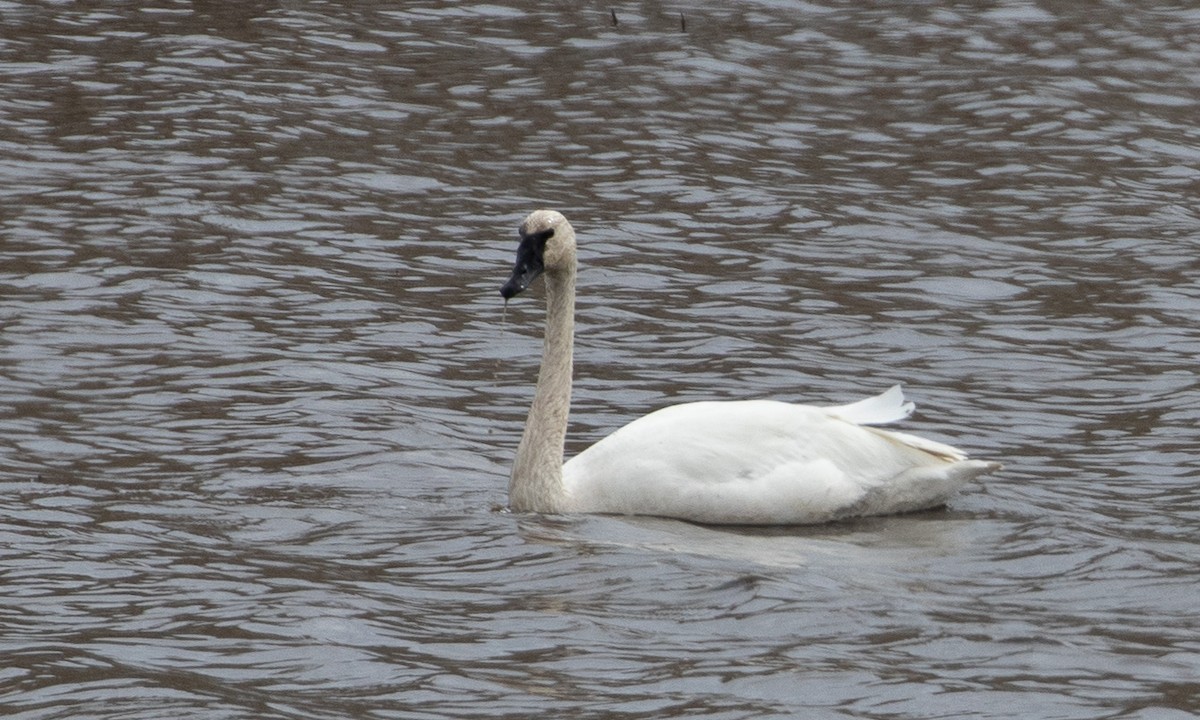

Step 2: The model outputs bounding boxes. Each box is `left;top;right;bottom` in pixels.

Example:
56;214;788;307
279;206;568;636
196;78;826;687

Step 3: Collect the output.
521;227;555;249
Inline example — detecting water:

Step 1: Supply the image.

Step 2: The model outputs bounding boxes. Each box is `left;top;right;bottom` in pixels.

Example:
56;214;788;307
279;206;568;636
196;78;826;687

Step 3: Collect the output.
2;1;1198;717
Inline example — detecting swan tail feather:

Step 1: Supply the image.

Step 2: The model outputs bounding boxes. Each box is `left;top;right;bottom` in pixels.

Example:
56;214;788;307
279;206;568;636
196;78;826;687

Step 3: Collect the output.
869;427;971;462
825;385;914;426
826;386;1001;469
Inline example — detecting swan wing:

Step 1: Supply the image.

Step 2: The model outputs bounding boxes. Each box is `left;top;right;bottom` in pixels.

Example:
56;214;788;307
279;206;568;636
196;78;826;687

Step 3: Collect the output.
562;390;996;525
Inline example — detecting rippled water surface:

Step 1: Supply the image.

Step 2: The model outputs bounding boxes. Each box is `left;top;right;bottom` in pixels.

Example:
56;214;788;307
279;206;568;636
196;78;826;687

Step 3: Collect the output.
3;1;1199;718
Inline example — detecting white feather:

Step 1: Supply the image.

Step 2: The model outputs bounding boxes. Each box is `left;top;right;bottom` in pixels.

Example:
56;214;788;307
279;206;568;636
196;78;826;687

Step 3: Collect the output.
562;391;997;524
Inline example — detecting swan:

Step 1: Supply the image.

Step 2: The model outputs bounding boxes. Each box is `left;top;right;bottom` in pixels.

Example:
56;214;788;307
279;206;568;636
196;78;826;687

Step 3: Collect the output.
499;209;1000;525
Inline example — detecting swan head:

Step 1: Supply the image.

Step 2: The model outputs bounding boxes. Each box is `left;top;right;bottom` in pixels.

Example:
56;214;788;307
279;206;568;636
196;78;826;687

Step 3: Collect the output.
500;210;576;300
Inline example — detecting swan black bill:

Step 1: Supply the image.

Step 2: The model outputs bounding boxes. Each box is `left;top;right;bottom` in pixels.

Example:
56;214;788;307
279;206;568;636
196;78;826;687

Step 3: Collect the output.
500;228;552;300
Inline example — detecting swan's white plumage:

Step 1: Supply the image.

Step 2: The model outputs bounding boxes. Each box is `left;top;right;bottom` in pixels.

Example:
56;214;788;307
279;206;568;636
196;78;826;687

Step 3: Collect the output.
562;391;996;524
501;210;1000;525
825;383;913;425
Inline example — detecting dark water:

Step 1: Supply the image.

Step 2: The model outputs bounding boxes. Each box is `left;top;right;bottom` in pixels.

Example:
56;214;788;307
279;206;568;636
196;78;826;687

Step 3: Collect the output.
2;1;1198;718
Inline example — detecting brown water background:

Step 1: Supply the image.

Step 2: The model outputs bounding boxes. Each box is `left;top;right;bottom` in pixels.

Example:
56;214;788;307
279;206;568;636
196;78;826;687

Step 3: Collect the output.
2;1;1198;718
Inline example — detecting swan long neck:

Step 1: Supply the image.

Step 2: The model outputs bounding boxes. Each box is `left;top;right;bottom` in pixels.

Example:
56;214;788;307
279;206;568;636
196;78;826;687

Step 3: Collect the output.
509;260;575;512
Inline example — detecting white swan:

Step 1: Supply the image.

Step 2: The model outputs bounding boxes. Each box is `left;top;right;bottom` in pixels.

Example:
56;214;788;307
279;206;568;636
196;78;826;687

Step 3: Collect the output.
500;209;1000;525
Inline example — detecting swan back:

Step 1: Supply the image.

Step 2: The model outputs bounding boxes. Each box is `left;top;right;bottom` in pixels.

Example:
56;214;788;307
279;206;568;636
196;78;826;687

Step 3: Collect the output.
562;389;998;525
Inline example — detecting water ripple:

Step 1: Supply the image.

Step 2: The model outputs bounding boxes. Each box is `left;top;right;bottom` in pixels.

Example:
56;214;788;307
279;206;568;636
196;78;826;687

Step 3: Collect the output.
3;1;1200;718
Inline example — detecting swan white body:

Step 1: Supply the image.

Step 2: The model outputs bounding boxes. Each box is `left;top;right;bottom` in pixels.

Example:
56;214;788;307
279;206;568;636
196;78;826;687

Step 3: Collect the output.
500;210;1000;525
